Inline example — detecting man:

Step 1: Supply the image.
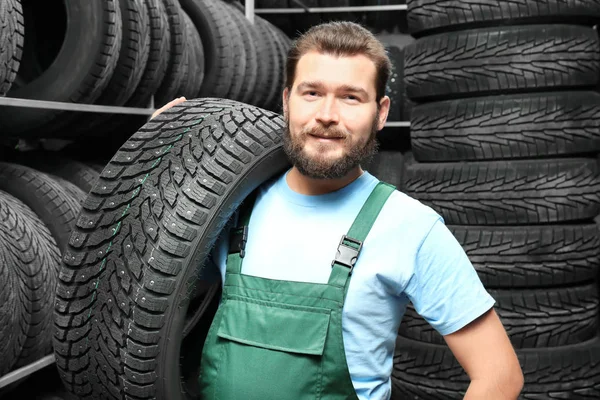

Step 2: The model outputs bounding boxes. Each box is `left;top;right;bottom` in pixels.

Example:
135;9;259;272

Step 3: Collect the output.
154;21;523;400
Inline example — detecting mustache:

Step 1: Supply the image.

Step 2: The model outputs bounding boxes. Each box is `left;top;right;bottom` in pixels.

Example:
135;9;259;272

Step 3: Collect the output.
302;126;348;139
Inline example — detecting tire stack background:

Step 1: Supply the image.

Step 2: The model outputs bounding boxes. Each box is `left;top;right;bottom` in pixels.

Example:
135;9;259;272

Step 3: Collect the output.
0;0;290;149
393;0;600;398
0;0;292;396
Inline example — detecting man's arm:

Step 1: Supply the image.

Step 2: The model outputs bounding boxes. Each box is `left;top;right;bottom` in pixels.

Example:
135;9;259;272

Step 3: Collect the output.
444;308;524;399
404;217;523;399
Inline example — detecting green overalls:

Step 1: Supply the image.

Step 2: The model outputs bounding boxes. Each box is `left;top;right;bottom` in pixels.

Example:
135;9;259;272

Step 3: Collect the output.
198;182;395;399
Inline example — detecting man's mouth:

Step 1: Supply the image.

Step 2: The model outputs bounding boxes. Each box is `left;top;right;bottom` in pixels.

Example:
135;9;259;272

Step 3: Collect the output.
308;133;344;140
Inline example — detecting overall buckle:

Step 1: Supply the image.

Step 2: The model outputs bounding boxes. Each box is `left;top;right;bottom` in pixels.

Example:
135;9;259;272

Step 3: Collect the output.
331;235;362;274
228;226;248;258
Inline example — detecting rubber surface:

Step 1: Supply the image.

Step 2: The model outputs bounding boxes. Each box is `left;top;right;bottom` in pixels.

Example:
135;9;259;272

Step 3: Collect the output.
154;0;188;105
393;336;600;398
129;0;171;106
180;0;235;99
404;157;600;225
224;1;258;105
0;0;24;96
0;0;123;137
450;224;600;288
0;190;60;372
411;91;600;161
407;0;600;35
214;0;246;101
53;99;290;400
0;163;83;254
404;24;600;101
399;283;600;348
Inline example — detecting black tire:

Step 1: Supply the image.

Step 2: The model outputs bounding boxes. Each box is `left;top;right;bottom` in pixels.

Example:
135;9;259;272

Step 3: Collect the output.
266;22;288;112
10;152;101;194
183;10;205;99
403;157;600;225
319;0;362;23
154;0;188;106
0;0;24;96
1;191;60;369
411;91;600;162
76;0;170;141
290;0;321;34
53;99;290;400
450;224;600;288
224;1;258;105
0;192;30;376
399;283;599;348
256;16;282;110
0;163;83;254
386;46;404;123
50;176;88;207
392;336;600;399
0;0;123;137
365;0;397;33
175;12;197;99
407;0;600;36
129;0;171;106
364;151;405;190
68;0;152;137
87;163;107;173
214;0;246;102
179;0;235;99
248;15;277;108
95;0;152;106
259;0;295;37
404;24;600;101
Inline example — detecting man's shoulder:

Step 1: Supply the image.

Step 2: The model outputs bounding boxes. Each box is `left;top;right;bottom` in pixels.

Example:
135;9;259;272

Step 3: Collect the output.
382;186;442;227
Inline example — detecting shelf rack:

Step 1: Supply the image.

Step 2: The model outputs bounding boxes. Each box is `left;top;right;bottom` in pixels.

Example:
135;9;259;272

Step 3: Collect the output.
0;355;56;390
0;1;410;128
0;1;409;391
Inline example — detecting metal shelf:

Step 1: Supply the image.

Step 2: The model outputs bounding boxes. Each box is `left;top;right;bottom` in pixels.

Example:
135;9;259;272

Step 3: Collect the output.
0;97;409;127
254;4;407;13
0;96;154;115
0;355;56;390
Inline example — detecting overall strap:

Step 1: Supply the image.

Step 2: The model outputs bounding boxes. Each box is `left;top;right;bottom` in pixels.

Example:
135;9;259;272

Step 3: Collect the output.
327;182;396;297
225;191;256;275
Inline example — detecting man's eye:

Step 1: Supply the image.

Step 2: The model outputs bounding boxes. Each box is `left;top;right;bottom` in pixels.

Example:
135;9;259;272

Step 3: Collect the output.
345;95;359;101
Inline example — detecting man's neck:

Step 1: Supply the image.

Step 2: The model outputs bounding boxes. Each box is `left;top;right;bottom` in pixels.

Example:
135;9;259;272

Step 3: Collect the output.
286;166;364;195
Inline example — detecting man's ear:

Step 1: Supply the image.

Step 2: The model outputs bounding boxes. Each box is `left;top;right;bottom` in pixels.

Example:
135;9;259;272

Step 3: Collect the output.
377;95;391;131
282;87;289;117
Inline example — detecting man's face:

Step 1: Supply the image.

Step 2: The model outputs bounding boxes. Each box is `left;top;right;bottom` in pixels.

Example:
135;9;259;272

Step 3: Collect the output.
283;51;390;180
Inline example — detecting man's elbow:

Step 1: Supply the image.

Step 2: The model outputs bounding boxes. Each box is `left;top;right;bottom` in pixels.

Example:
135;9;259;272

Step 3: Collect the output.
467;361;524;399
501;363;524;398
491;361;524;399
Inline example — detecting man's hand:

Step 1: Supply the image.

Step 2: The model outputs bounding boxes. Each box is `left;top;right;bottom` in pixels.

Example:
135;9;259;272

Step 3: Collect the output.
443;309;524;399
151;96;186;119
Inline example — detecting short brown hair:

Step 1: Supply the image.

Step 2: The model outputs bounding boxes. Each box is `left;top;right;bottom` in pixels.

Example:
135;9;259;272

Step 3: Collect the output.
285;21;392;102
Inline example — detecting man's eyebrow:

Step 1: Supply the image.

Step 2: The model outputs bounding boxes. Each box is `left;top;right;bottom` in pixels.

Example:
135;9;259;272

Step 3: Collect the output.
296;82;370;97
296;81;323;91
337;84;369;97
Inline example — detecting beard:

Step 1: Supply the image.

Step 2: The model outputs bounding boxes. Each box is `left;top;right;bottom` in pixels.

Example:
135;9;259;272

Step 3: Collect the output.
282;113;380;180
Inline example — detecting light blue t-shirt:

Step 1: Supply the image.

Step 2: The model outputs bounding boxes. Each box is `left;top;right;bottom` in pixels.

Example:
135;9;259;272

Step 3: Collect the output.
211;169;496;399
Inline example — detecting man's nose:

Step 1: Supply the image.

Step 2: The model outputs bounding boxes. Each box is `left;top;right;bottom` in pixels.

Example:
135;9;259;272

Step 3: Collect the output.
315;96;339;126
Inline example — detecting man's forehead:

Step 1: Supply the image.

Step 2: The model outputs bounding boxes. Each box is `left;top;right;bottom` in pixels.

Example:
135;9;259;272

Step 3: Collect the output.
294;51;377;94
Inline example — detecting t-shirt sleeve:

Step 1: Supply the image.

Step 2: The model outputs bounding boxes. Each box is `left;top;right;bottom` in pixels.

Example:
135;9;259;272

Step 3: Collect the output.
403;217;496;336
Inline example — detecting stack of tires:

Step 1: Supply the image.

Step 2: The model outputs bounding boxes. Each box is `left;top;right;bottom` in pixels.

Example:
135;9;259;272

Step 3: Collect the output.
393;0;600;397
0;0;290;141
0;155;102;380
253;0;406;36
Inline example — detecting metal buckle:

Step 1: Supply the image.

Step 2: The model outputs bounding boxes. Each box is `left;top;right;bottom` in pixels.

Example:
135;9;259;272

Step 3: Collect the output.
228;226;248;258
331;235;362;274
